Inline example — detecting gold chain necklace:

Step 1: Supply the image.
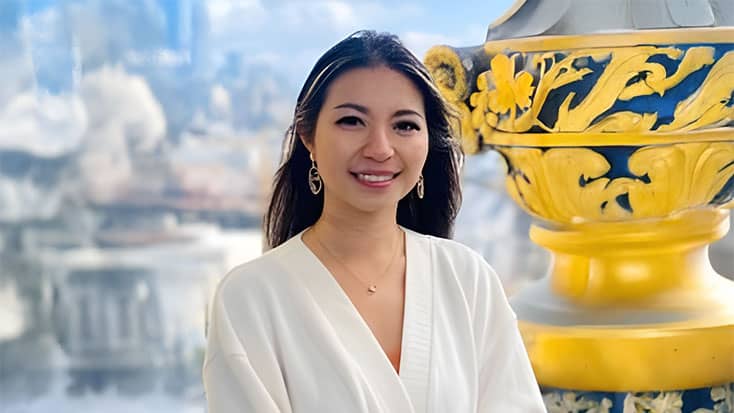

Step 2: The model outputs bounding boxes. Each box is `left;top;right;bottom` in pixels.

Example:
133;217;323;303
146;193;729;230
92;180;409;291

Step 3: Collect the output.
313;228;402;296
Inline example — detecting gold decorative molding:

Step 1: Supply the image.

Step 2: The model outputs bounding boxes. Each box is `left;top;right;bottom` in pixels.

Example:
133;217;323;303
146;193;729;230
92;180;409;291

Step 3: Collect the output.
425;45;485;154
474;47;732;136
497;142;734;224
485;128;734;147
425;34;734;151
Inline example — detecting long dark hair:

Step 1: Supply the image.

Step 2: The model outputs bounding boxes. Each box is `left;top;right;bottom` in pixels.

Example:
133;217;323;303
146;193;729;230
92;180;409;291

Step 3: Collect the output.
264;30;463;248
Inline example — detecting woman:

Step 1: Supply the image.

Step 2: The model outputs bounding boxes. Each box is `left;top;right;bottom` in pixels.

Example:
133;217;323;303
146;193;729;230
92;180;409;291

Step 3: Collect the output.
203;30;545;412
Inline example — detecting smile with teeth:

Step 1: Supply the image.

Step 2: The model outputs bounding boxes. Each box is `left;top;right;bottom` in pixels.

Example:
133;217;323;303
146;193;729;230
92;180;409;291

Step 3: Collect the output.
351;171;400;186
357;173;396;182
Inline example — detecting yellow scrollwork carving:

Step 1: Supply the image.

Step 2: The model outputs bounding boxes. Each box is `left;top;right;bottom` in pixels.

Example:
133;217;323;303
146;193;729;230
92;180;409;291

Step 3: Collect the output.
625;143;734;217
450;101;478;153
425;42;734;156
497;147;632;224
455;45;734;142
497;142;734;225
657;51;734;132
551;47;712;132
424;45;468;103
424;45;480;154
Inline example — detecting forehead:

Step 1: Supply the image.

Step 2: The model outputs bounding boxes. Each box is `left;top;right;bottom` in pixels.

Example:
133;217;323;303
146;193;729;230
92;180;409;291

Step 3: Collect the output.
324;66;425;113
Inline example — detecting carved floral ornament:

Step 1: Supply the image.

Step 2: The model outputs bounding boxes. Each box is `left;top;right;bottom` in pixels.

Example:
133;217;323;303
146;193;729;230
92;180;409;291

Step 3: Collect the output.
542;383;733;413
426;44;734;153
497;142;734;224
471;54;535;133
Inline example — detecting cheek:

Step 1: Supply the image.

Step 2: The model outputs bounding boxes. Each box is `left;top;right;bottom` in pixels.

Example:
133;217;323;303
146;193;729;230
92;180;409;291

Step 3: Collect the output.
413;136;429;170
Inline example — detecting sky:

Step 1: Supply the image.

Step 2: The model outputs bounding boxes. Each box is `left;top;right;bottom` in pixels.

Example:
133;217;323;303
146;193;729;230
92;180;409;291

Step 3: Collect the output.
8;0;518;90
199;0;517;84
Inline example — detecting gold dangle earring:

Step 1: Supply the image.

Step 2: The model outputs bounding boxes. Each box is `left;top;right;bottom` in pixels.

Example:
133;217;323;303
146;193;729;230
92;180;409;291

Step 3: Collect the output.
308;153;322;195
416;175;424;199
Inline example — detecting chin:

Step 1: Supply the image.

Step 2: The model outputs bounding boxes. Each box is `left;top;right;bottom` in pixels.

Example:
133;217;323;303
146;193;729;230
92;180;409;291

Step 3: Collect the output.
348;197;401;214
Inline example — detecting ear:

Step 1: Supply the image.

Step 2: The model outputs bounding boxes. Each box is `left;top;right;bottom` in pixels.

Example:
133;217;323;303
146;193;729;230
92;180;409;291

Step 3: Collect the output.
296;125;316;157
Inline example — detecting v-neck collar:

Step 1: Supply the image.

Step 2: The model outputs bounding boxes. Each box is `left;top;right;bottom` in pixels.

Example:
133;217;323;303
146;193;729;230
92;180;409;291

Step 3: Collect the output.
290;226;433;413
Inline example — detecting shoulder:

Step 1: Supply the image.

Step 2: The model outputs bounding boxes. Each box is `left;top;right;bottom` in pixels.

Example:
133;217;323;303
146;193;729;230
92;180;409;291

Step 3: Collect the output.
408;229;507;304
410;229;497;279
213;233;304;305
428;233;487;265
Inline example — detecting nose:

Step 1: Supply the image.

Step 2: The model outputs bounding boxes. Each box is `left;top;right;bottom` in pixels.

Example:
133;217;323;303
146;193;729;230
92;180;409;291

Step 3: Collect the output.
362;126;394;162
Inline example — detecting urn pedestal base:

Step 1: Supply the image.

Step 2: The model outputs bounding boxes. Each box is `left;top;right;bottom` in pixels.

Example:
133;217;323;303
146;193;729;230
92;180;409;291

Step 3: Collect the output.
510;209;734;411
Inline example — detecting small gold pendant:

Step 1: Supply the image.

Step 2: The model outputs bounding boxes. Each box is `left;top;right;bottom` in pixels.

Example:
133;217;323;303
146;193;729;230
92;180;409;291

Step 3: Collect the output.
367;285;377;295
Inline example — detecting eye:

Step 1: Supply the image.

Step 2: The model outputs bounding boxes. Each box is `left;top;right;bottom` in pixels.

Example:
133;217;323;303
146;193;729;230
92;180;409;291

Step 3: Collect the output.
336;116;364;127
394;120;421;134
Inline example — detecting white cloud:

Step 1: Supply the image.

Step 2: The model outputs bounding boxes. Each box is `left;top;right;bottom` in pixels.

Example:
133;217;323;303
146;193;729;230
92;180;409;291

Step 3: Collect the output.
209;84;232;120
78;65;166;201
323;1;358;27
206;0;424;60
0;282;26;342
0;60;169;217
81;66;166;152
20;6;61;44
207;0;265;20
280;1;359;31
125;49;191;68
0;174;65;221
206;0;267;33
0;5;86;219
0;55;34;104
0;91;87;157
401;31;455;59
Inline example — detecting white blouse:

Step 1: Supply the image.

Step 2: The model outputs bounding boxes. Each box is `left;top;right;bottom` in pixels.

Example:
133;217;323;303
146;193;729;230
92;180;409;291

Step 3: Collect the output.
203;227;545;412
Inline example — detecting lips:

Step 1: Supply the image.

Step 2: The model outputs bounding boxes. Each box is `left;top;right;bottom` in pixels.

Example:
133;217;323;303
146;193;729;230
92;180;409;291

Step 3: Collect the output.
350;170;401;187
356;173;396;182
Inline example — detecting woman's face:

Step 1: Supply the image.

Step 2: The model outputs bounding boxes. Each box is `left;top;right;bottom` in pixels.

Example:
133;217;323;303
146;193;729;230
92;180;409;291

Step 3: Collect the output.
304;65;429;216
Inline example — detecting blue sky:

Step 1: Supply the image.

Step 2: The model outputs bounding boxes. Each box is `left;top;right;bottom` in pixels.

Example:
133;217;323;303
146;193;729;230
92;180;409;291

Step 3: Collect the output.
11;0;517;88
201;0;517;84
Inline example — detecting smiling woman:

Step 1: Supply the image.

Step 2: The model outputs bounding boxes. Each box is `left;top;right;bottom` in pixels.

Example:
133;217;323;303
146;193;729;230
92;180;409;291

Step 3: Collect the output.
303;66;430;219
266;31;463;246
202;30;545;412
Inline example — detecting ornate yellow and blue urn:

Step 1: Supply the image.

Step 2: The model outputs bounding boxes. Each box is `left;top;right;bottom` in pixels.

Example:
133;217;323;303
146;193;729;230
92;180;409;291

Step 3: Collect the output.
426;0;734;411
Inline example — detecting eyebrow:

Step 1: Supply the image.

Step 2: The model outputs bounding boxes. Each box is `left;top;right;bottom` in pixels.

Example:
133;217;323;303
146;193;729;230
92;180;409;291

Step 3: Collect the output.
333;103;369;114
394;109;424;119
333;103;424;120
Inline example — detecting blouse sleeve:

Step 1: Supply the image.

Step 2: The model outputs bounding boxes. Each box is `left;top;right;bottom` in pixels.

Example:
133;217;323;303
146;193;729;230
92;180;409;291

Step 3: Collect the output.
472;255;547;412
202;281;292;413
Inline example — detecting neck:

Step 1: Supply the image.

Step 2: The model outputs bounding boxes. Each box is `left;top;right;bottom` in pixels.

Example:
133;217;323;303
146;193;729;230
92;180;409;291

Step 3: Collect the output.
310;199;402;258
